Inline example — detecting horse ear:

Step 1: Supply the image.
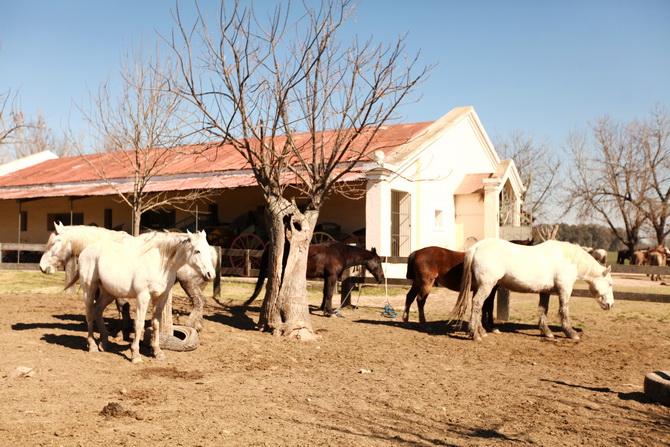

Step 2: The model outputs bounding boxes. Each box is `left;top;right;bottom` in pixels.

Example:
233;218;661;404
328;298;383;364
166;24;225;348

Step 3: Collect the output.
54;221;63;233
371;247;377;255
604;265;611;276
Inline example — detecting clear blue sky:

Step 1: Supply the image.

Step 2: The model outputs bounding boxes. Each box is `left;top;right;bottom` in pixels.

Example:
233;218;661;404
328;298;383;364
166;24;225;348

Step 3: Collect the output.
1;0;669;153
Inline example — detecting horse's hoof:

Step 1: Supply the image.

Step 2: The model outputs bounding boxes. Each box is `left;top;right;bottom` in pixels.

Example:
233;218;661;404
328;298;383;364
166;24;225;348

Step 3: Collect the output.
491;328;500;334
154;353;166;361
131;357;143;364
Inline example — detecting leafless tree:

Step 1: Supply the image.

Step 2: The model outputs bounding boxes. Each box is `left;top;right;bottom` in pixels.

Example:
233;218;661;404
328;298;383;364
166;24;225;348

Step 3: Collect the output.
633;105;670;245
80;45;207;236
493;131;559;223
0;89;32;163
10;111;72;159
168;0;429;337
565;116;647;255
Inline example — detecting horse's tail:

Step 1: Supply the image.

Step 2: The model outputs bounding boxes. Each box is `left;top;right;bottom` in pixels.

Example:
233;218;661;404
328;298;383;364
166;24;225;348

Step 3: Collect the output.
244;248;269;306
406;251;417;280
451;245;475;321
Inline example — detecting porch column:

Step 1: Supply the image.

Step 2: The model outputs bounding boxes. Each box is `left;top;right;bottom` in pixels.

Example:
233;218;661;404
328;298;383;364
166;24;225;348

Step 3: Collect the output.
365;172;390;254
365;154;394;254
482;178;501;239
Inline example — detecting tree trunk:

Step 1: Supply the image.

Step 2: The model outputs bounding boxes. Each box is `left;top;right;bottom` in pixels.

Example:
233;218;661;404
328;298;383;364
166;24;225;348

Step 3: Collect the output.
257;196;318;340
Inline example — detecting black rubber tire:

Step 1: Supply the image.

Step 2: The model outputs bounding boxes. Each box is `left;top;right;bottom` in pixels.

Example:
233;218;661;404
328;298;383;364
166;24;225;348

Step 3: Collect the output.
144;325;199;352
643;371;670;406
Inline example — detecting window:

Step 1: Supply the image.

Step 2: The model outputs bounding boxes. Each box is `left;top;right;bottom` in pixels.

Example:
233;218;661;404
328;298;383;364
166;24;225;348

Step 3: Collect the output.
47;213;83;230
141;209;176;231
434;209;444;228
391;190;411;256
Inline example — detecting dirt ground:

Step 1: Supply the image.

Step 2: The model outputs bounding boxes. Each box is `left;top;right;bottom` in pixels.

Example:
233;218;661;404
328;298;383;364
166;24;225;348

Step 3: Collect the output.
1;272;669;446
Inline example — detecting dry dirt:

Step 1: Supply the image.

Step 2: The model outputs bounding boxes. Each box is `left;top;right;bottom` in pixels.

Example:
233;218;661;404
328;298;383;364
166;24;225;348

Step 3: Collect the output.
1;272;669;446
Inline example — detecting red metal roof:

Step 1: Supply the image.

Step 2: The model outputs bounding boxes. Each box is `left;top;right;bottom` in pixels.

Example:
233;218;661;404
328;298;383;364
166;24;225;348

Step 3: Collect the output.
0;121;433;200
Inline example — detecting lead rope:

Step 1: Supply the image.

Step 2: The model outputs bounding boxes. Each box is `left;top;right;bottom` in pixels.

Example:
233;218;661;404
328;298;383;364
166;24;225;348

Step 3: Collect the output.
380;260;396;318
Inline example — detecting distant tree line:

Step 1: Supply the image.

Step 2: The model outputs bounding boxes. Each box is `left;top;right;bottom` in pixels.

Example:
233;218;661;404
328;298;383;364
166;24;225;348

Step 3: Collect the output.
555;224;624;251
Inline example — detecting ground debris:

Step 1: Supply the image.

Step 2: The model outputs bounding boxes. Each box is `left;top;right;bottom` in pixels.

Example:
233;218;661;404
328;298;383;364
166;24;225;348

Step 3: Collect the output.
100;402;140;420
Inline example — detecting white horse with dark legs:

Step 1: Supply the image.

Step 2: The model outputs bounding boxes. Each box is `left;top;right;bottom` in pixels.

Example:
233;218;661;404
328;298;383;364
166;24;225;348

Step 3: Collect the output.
40;223;220;333
70;230;214;363
452;239;614;341
40;223;135;334
137;231;220;332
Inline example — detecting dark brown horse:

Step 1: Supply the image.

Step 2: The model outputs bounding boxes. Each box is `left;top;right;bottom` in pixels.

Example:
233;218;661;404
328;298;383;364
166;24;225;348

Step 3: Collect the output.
404;246;496;330
245;242;385;316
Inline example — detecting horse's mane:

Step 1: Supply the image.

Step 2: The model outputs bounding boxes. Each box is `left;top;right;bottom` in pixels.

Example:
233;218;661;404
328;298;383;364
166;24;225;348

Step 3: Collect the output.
138;231;193;266
56;226;131;255
550;240;603;278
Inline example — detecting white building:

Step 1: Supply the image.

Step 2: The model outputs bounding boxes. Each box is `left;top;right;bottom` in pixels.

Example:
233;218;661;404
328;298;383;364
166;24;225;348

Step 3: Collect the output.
0;107;528;277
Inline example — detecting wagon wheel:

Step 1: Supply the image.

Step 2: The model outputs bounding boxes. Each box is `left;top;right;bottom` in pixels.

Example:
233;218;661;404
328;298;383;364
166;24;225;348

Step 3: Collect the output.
312;231;335;244
229;233;266;276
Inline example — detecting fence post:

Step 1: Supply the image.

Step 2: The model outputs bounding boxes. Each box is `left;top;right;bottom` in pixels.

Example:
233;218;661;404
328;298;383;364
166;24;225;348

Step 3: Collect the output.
496;288;510;321
245;249;251;277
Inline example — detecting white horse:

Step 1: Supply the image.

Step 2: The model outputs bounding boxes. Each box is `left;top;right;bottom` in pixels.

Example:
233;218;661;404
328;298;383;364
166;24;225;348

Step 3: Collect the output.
72;230;215;363
40;223;220;333
453;238;614;341
589;248;608;265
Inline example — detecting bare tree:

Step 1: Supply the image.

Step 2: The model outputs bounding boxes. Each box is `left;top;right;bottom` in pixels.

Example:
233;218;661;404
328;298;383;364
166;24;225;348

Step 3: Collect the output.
81;45;206;236
493;130;559;223
0;89;32;163
633;105;670;245
169;0;429;337
11;111;72;159
565;116;647;255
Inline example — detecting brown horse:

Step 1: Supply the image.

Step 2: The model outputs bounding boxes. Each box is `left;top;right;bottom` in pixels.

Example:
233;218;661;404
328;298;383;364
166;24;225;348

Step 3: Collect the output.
404;246;496;330
646;246;668;281
245;242;385;316
631;250;647;265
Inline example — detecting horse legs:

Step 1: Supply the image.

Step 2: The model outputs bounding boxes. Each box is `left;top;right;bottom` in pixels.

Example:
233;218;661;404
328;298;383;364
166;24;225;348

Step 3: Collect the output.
320;275;338;316
130;291;151;363
93;289;117;351
481;287;498;333
558;290;579;340
469;285;493;341
82;284;99;353
537;293;553;337
403;281;432;327
149;295;168;361
180;278;205;332
403;284;419;325
115;297;132;341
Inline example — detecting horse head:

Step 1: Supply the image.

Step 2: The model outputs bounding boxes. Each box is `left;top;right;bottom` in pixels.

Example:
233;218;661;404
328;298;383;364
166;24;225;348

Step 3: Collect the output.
185;230;216;281
365;247;385;283
588;265;614;310
39;232;72;274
